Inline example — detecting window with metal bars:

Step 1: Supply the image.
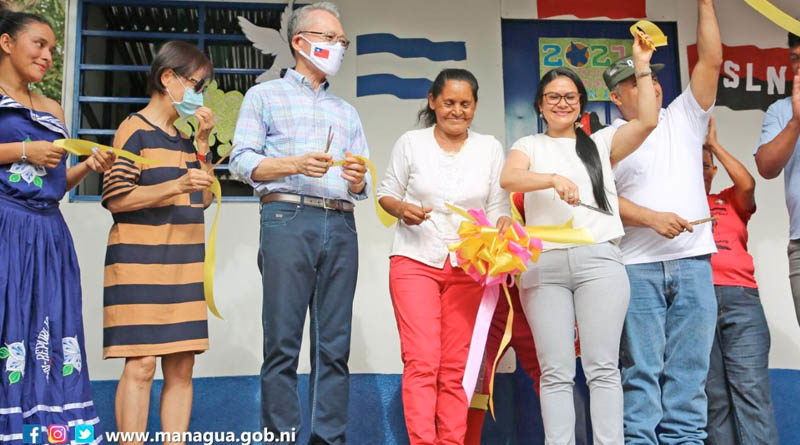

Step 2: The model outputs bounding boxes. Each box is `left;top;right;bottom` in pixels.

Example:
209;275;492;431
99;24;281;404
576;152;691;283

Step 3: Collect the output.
71;0;288;201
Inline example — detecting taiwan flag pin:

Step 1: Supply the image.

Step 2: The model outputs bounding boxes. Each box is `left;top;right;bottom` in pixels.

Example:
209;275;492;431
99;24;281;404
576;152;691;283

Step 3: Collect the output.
314;47;330;59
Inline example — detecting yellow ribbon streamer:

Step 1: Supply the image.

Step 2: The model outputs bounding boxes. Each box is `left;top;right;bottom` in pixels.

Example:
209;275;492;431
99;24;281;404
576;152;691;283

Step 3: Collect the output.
743;0;800;36
204;177;223;319
488;284;514;418
630;20;668;50
525;219;595;245
469;393;490;410
53;138;162;165
332;155;397;227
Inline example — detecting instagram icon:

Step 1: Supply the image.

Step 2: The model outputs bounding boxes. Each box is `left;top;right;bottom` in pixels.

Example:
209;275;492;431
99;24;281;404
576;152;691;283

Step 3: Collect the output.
47;425;67;444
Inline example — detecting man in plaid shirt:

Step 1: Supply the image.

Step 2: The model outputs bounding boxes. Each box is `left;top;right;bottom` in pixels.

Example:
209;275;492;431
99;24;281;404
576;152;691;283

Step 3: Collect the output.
230;2;369;443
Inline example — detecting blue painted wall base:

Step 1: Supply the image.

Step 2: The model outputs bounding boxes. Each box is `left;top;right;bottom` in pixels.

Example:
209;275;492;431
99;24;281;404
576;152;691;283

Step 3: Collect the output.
91;366;800;444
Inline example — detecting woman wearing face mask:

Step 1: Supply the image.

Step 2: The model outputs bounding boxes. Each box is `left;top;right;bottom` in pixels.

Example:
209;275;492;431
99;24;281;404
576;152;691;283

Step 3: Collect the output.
377;68;511;445
101;40;215;439
499;33;658;444
0;8;115;438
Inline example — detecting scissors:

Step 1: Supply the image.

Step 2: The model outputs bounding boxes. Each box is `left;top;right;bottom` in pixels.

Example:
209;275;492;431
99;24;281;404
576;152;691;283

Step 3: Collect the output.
577;201;614;216
324;126;334;153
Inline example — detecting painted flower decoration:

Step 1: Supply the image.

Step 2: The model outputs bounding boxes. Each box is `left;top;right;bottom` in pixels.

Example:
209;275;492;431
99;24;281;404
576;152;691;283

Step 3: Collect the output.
0;341;26;384
8;161;47;187
62;336;82;376
174;80;244;161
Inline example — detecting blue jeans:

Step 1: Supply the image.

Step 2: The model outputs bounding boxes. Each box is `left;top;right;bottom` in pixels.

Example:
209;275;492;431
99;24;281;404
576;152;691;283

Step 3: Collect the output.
620;255;716;445
257;201;359;445
705;286;778;445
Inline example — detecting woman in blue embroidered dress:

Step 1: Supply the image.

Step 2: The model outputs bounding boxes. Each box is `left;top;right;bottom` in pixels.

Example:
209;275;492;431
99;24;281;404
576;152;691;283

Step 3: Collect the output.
0;8;114;443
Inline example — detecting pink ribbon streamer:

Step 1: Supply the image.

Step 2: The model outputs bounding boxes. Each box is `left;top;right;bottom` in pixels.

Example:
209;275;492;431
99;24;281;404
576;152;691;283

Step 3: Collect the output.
462;284;500;403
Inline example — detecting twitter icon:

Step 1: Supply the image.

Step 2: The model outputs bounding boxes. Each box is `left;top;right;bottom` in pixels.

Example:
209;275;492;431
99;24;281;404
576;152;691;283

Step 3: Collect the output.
74;425;94;444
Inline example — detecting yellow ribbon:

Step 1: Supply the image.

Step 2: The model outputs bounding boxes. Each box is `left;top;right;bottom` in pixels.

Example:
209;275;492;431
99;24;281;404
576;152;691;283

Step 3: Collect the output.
470;393;490;410
332;155;397;227
488;283;514;418
445;201;594;417
53;139;162;165
743;0;800;36
525;219;596;245
630;20;668;50
204;177;223;319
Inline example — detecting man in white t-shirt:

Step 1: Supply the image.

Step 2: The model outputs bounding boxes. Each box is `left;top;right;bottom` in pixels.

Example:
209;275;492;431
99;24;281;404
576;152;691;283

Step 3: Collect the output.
603;1;722;443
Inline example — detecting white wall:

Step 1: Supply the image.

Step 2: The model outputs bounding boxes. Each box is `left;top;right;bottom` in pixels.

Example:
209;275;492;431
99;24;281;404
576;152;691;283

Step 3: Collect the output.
61;0;800;380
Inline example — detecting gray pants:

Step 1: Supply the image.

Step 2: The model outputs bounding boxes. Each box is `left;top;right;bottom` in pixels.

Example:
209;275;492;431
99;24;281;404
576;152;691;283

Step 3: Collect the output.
788;240;800;326
519;242;629;445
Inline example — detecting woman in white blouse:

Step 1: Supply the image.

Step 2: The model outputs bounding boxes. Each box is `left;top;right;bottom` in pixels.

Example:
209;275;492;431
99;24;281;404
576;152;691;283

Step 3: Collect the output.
499;34;657;444
377;68;511;445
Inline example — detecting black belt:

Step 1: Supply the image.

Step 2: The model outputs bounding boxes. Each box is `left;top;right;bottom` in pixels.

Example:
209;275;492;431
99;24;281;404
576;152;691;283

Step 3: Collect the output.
260;193;354;212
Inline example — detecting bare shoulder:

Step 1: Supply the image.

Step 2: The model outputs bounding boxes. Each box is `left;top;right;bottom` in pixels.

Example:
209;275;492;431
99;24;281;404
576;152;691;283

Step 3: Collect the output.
33;92;66;122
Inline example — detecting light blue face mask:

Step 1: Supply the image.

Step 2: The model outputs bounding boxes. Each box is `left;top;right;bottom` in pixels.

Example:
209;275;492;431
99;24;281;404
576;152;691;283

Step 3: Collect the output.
168;73;204;119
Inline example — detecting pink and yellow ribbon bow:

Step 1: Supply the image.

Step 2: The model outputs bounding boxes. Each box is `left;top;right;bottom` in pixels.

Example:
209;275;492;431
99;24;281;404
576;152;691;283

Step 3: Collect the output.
446;203;593;417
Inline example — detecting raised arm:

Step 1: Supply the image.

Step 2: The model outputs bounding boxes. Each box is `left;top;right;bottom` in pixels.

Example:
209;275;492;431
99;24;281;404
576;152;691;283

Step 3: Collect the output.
609;33;659;166
690;0;723;111
706;116;756;212
619;196;693;239
754;71;800;179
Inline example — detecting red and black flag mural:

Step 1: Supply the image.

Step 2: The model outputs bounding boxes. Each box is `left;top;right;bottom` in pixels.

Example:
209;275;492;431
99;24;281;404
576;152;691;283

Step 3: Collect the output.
537;0;646;19
688;44;792;111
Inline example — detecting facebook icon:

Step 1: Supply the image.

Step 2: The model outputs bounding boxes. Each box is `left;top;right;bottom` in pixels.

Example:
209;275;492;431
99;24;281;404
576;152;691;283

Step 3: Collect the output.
23;425;44;444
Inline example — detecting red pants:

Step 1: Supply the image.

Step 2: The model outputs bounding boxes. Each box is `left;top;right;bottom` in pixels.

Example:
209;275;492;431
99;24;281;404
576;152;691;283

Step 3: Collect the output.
389;256;485;445
464;284;542;445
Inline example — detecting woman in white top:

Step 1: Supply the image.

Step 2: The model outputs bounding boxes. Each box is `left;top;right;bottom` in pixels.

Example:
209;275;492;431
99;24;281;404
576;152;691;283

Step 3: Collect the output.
377;68;511;445
500;34;658;444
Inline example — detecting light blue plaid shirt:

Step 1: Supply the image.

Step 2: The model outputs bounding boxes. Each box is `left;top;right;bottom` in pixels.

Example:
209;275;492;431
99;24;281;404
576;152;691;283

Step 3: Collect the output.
230;68;370;202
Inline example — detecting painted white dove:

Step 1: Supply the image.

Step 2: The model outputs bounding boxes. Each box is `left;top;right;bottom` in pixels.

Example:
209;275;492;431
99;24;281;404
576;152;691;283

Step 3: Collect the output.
238;0;295;83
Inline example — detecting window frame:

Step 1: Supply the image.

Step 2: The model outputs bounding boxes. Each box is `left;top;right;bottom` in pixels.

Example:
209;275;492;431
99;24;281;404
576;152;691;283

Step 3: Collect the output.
70;0;281;202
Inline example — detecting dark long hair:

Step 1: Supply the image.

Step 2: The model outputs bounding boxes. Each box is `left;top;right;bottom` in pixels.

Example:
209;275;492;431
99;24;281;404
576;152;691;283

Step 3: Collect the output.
535;67;610;212
0;8;51;59
417;68;479;127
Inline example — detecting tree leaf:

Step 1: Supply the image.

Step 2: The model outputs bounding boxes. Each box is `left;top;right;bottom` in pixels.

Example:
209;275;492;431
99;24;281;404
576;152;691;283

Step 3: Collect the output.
9;371;21;384
33;176;43;188
0;347;8;359
62;364;74;376
9;174;20;183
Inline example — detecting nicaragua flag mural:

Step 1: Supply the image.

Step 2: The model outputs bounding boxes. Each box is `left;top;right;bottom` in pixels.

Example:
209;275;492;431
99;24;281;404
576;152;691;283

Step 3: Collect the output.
355;33;467;99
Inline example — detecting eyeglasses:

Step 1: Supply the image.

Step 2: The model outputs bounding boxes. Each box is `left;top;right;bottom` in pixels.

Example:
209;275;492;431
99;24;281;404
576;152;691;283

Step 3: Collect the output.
175;72;210;94
543;92;581;106
185;76;210;94
299;31;351;49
